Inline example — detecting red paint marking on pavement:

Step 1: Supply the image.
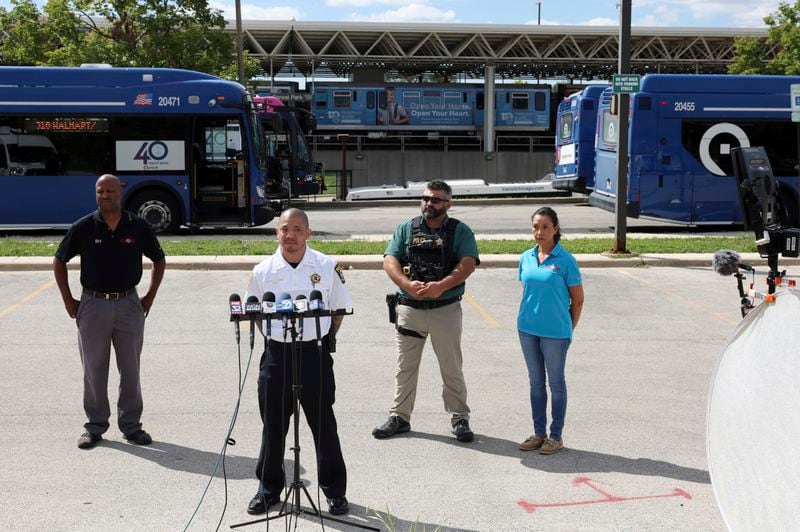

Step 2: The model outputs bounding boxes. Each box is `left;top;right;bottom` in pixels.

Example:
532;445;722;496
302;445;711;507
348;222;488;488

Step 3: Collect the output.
517;477;692;513
573;476;616;498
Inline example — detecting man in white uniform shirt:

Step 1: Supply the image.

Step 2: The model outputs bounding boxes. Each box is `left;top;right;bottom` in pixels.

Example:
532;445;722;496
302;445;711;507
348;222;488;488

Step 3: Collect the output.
245;208;352;517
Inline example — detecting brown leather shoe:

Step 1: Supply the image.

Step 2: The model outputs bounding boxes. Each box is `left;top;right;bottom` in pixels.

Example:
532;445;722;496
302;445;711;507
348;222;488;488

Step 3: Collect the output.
519;435;546;451
539;437;564;455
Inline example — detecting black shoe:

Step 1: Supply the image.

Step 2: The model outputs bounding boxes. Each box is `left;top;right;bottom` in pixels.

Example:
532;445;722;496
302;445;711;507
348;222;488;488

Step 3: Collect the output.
123;429;152;446
372;416;410;439
327;496;349;515
247;492;280;515
77;432;102;449
452;419;474;442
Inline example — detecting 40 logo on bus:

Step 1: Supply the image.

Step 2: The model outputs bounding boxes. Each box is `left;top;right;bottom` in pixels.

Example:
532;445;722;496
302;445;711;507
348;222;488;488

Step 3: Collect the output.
115;140;185;172
134;141;170;164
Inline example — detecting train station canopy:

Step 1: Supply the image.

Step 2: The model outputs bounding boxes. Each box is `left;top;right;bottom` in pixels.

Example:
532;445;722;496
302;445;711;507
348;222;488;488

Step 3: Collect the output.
231;20;769;80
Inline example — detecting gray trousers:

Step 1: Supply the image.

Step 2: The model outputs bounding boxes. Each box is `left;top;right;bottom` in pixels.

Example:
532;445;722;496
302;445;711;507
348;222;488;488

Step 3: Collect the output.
390;301;470;424
76;290;145;436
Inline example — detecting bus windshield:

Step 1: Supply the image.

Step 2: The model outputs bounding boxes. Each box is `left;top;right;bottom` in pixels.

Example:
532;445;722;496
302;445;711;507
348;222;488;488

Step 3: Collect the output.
246;93;269;170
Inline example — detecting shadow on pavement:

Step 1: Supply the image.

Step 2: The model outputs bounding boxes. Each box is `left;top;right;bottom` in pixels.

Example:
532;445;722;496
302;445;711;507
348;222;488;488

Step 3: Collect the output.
102;439;287;480
406;432;709;484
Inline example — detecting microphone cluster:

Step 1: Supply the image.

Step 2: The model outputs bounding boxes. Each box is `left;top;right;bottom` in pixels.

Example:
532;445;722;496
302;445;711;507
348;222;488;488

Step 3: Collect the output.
228;291;352;344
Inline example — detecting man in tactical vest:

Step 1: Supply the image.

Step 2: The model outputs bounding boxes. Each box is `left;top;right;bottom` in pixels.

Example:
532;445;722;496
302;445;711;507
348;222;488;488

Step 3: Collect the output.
373;180;480;442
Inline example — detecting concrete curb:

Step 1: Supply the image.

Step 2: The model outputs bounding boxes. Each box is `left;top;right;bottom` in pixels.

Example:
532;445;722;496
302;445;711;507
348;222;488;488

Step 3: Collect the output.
296;195;583;209
6;253;800;272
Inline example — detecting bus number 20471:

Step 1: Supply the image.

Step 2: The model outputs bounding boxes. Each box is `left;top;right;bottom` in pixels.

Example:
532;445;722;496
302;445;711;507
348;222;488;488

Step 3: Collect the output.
159;96;180;106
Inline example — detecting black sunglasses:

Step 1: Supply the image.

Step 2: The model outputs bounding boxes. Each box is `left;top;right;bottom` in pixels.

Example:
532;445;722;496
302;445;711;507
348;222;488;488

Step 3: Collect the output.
421;195;448;205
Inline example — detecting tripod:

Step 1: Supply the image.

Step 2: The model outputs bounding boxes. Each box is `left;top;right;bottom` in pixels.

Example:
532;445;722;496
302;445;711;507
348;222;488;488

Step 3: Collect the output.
231;311;378;531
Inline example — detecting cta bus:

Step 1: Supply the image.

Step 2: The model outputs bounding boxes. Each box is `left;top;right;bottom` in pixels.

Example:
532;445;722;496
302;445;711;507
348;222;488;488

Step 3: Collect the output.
552;85;606;193
253;95;320;196
590;75;800;225
0;66;276;233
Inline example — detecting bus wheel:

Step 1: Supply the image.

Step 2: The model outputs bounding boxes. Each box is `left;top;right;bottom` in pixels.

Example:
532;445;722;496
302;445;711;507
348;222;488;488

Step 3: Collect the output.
128;191;181;234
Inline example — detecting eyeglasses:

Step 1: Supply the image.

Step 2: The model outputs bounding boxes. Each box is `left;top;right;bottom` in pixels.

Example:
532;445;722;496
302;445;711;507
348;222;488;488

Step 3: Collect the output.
421;195;448;205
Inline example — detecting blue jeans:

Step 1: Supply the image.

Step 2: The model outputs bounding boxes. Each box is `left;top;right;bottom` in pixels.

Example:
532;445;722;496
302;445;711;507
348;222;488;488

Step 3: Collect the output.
518;330;571;440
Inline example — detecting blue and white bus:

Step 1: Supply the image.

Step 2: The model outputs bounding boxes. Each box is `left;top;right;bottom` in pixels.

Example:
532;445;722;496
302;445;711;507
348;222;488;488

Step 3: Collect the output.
552;85;606;193
0;66;277;233
589;75;800;225
312;83;551;132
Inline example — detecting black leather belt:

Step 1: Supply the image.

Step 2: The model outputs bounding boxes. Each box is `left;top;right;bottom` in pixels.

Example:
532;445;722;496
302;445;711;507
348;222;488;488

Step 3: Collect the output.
398;296;461;309
84;288;137;300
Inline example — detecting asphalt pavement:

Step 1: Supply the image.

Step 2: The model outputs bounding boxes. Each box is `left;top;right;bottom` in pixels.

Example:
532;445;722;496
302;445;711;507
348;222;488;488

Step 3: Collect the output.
1;262;773;531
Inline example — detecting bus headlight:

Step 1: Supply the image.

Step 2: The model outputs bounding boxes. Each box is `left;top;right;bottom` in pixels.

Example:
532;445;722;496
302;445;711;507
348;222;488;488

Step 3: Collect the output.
256;184;266;199
9;167;25;176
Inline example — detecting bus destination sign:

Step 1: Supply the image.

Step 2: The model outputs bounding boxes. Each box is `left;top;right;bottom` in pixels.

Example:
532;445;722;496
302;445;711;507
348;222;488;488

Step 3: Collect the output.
24;118;110;133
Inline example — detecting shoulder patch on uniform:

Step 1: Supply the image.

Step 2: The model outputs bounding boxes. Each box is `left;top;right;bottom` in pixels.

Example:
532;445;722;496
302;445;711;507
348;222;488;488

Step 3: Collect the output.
335;263;346;284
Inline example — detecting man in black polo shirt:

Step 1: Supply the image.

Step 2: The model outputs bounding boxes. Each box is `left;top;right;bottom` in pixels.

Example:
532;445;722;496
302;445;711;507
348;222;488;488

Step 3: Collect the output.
53;174;166;450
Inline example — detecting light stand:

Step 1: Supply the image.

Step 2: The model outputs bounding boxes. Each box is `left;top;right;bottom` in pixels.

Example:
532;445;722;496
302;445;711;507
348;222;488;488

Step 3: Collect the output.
231;309;377;531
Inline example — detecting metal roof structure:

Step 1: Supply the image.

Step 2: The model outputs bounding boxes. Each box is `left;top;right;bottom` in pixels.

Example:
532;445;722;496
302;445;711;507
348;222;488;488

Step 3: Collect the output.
231;20;770;80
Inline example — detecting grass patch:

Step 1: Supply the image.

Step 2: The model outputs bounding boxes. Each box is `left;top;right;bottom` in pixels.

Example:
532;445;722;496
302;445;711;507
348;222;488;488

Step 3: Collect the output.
0;235;760;257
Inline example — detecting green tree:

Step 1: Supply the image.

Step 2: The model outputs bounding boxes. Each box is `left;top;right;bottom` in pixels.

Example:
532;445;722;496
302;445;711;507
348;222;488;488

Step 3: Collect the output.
730;1;800;75
0;0;235;74
217;51;265;86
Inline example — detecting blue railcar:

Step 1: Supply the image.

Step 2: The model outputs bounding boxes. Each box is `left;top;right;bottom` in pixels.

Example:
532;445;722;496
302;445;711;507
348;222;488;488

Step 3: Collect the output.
0;66;277;232
552;85;606;193
590;75;800;225
312;83;550;132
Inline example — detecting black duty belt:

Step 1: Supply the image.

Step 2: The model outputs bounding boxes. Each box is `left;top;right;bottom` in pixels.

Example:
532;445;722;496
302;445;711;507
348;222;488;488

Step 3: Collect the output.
397;296;461;310
84;288;137;300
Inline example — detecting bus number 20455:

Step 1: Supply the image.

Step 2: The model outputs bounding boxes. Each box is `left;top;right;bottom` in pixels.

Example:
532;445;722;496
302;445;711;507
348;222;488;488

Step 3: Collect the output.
673;101;696;112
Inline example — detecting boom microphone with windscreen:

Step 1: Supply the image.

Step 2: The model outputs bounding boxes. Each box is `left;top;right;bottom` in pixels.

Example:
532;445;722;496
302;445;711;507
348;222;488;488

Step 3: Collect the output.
712;250;755;277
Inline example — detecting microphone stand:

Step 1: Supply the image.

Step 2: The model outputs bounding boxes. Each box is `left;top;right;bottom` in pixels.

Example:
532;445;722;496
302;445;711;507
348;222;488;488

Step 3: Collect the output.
232;309;376;531
734;272;754;318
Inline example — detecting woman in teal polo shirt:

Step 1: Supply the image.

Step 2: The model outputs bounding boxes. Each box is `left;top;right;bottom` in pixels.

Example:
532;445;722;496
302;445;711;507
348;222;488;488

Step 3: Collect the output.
517;207;584;455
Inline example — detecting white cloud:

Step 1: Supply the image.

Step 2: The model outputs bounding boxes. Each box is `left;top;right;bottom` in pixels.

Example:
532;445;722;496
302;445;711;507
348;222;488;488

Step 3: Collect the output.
634;0;778;26
210;1;302;20
580;17;618;26
327;0;406;6
348;3;457;22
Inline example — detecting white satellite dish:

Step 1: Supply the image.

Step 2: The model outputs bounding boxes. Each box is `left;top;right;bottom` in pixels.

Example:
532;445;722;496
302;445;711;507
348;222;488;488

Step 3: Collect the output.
707;289;800;530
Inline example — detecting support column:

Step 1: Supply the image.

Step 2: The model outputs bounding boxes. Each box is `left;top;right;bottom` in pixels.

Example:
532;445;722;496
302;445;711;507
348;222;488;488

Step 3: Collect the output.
483;65;496;156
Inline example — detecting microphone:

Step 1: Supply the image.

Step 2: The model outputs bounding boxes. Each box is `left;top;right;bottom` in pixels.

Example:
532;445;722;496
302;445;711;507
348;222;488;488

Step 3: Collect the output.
309;290;323;343
293;294;308;337
309;289;324;312
245;295;261;348
261;291;275;339
712;250;755;276
276;292;293;330
229;293;243;344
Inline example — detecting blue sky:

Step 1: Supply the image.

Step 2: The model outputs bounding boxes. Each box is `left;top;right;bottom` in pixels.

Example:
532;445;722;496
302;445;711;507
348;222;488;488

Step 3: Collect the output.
0;0;779;27
205;0;776;27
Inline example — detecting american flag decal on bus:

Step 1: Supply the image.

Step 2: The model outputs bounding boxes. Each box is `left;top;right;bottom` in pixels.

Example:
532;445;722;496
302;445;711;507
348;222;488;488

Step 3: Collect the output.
134;93;153;105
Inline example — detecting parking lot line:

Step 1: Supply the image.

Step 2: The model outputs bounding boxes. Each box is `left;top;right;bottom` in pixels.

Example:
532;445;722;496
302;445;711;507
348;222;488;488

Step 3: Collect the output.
0;279;55;319
463;292;502;329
